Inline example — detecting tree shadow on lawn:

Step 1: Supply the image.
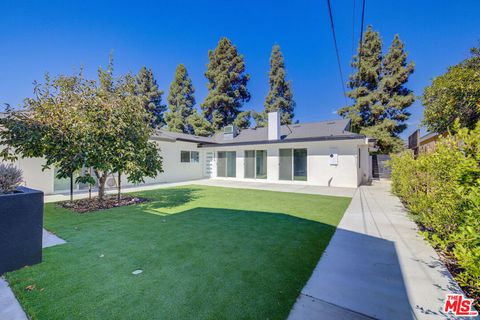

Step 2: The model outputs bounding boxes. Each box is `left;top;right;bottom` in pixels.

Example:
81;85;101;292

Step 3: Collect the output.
7;206;411;320
132;186;201;214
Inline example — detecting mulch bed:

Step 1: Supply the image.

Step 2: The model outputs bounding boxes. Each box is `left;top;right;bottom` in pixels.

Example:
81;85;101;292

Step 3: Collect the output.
58;195;149;213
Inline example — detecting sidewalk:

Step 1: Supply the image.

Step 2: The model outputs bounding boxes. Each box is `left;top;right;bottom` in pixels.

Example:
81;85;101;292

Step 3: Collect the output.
289;180;466;320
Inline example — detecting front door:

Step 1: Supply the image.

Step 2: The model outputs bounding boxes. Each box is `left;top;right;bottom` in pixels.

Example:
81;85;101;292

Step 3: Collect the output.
205;152;214;178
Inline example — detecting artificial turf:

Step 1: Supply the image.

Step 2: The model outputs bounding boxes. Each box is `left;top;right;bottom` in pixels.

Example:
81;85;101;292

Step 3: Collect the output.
6;185;350;319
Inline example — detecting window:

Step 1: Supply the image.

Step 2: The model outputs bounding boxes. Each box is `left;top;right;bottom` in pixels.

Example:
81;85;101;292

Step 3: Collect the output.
244;150;267;179
191;151;199;163
217;151;236;177
279;148;307;181
181;151;190;163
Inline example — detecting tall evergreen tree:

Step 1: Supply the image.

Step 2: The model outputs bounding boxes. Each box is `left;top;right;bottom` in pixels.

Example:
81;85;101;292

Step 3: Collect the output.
164;64;196;133
377;35;414;134
263;45;295;125
187;110;213;136
136;66;166;127
338;26;414;153
201;37;251;130
338;26;383;132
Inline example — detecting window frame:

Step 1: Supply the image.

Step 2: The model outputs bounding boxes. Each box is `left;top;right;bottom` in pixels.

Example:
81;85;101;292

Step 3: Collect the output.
244;150;267;179
181;151;191;163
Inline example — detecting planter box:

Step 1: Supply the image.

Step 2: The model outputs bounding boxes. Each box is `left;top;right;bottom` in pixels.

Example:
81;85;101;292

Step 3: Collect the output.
0;186;43;275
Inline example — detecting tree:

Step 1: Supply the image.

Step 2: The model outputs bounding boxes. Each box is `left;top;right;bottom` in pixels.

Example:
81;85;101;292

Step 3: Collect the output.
378;35;415;135
164;64;196;134
422;46;480;133
187;110;213;136
233;110;252;129
338;26;414;154
201;37;251;130
263;45;295;125
136;66;166;128
0;59;163;201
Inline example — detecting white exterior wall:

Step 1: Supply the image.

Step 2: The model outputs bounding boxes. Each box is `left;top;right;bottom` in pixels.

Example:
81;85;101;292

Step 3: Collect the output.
139;140;206;185
1;157;55;194
204;138;369;188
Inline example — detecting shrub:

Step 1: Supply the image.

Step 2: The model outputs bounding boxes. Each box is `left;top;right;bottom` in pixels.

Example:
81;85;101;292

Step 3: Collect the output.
390;121;480;305
0;163;23;194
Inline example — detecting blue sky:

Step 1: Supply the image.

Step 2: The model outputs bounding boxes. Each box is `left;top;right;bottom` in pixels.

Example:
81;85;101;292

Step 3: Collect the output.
1;0;478;138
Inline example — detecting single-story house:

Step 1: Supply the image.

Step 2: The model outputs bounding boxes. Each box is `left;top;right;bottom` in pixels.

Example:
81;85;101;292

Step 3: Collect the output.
4;111;373;194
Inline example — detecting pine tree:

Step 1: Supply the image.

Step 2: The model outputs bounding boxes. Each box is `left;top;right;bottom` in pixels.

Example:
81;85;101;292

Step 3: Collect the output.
164;64;196;133
263;45;295;125
378;35;414;135
201;37;251;130
338;26;414;154
187;110;213;136
136;67;166;127
339;26;383;132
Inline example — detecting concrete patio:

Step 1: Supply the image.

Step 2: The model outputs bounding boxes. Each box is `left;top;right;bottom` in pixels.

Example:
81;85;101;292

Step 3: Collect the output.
288;180;466;320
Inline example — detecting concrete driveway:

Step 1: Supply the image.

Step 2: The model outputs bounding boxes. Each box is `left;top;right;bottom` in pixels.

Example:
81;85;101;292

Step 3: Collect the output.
288;180;467;320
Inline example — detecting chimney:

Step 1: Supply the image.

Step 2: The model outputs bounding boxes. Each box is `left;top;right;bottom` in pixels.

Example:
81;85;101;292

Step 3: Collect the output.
268;111;280;140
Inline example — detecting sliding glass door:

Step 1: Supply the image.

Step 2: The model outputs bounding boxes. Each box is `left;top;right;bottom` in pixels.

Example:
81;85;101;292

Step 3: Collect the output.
244;150;267;179
217;151;236;177
279;148;307;181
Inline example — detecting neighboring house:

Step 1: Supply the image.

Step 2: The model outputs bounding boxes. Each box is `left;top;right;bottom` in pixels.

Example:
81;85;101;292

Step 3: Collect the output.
407;129;442;156
3;111;373;194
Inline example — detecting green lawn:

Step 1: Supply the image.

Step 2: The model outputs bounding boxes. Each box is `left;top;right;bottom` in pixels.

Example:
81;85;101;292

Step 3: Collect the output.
6;185;350;320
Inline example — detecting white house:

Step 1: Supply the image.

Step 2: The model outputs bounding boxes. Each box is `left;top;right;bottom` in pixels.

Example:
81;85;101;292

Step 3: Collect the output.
6;112;372;194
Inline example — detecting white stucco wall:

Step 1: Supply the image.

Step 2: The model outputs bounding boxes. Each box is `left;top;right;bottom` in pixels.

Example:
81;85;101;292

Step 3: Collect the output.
1;157;55;194
203;138;369;188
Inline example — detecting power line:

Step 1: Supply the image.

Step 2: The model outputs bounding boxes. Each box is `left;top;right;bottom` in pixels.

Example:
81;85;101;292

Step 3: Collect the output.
351;0;356;59
326;0;348;105
358;0;366;69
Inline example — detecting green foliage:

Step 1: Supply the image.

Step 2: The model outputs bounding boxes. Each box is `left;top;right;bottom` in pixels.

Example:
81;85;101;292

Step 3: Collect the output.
0;59;163;200
164;64;196;134
136;66;166;128
264;45;295;125
201;37;251;130
390;122;480;300
339;26;414;154
233;110;252;129
187;110;214;136
422;46;480;133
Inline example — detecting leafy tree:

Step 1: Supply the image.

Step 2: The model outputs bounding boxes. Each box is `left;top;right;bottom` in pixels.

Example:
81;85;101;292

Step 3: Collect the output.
339;26;414;154
201;37;251;130
0;60;163;201
263;45;295;125
164;64;196;134
136;66;166;128
422;46;480;133
187;110;213;136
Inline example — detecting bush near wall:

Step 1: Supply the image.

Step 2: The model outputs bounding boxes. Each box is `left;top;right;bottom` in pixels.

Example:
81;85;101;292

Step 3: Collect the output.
390;122;480;306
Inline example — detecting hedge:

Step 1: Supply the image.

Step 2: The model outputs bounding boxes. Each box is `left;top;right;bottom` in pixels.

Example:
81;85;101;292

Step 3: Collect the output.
389;122;480;306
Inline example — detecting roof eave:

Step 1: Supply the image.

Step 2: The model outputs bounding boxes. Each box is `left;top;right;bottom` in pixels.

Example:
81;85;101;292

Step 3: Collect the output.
198;134;366;148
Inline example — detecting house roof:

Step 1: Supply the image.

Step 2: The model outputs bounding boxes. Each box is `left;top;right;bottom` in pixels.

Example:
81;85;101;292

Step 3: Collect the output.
199;119;365;147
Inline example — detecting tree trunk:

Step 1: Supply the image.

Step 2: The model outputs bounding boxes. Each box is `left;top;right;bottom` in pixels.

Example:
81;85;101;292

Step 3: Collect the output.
70;172;74;202
97;173;108;201
117;171;121;203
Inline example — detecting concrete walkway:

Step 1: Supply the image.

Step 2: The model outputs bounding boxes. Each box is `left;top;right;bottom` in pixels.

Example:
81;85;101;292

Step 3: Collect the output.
194;179;357;197
44;178;356;203
289;180;467;320
0;229;65;320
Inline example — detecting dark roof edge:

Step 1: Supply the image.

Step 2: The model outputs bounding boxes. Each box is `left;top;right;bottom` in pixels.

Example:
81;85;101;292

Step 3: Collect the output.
197;134;366;148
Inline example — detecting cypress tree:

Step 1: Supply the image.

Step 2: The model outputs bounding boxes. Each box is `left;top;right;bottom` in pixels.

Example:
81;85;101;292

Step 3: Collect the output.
136;66;166;127
201;37;251;130
263;45;295;125
165;64;196;134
